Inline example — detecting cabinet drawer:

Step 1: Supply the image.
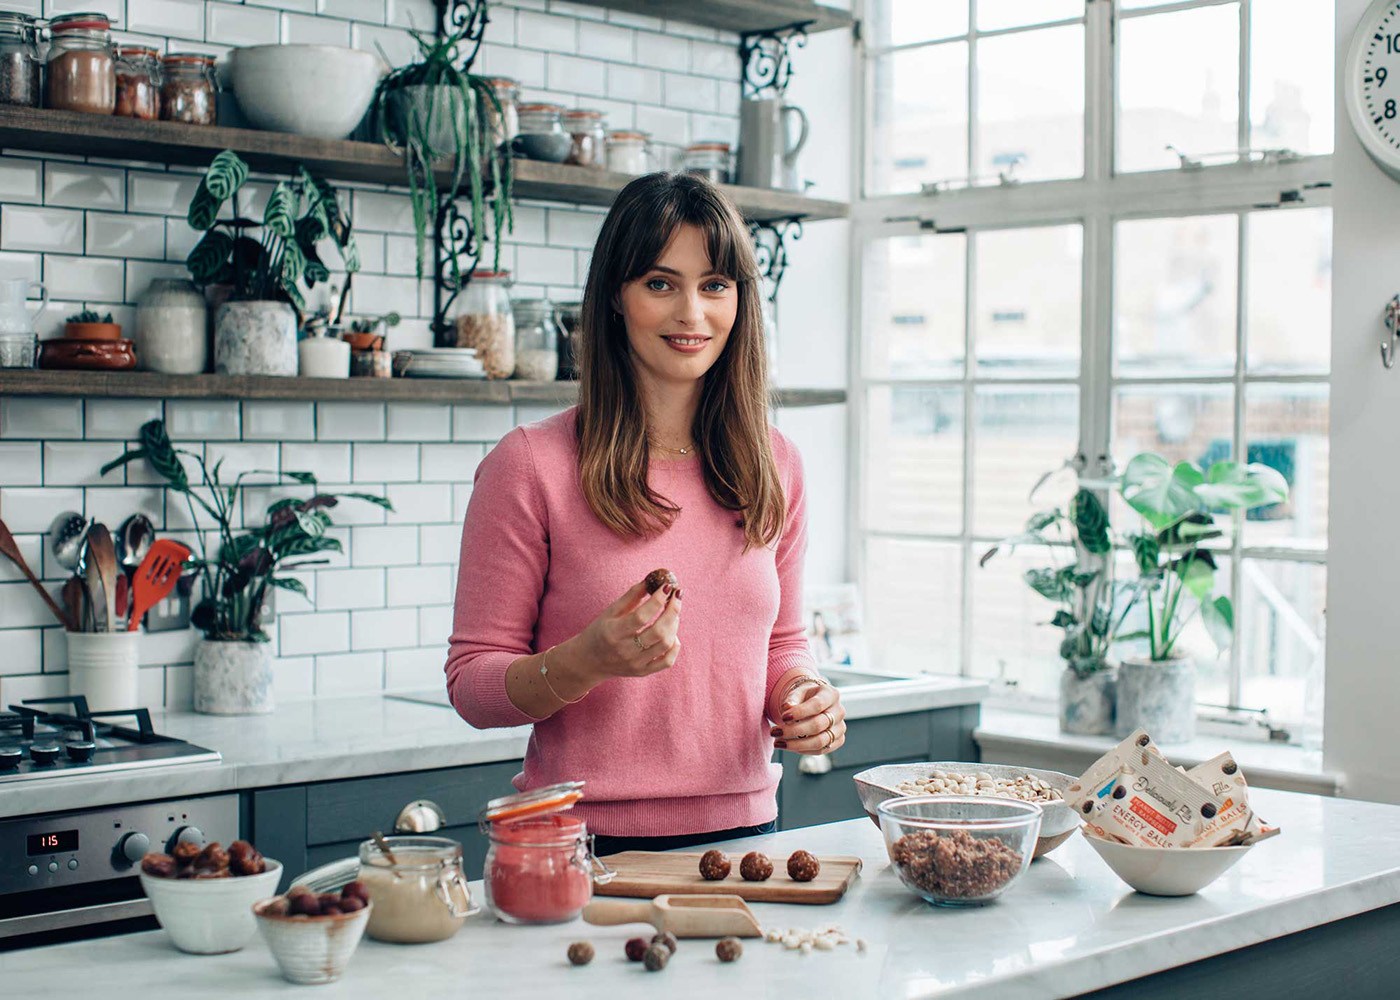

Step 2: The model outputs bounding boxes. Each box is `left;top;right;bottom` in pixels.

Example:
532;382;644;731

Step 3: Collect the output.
305;760;521;846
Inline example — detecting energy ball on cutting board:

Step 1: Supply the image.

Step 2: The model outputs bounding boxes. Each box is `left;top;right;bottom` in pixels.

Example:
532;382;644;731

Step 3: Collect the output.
787;850;821;882
699;849;732;880
740;851;774;881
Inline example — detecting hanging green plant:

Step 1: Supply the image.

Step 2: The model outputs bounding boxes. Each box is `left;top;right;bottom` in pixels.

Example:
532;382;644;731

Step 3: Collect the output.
370;17;514;288
183;150;360;318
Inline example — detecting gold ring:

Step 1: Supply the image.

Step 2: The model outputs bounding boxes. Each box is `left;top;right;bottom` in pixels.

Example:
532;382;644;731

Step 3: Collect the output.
821;728;836;750
820;710;833;731
633;634;645;651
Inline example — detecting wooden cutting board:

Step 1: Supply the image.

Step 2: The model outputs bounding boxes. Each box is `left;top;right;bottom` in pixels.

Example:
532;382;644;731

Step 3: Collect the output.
593;851;863;905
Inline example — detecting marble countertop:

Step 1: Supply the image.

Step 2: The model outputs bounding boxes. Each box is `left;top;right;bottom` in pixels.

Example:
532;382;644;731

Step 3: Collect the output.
8;788;1397;997
0;675;988;819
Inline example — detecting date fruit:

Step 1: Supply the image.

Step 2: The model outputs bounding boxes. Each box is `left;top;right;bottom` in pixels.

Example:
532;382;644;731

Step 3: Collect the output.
140;852;175;879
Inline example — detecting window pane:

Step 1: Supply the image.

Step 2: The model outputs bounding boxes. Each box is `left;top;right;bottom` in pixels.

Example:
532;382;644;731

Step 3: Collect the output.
977;24;1085;182
1243;383;1328;550
1246;208;1331;374
865;537;962;674
871;0;968;47
978;0;1083;32
1118;5;1240;173
865;386;964;534
970;543;1062;698
865;233;966;379
976;224;1081;376
1115;215;1238;376
972;387;1080;537
1113;383;1235;473
1238;559;1325;731
1251;0;1334;155
870;44;969;195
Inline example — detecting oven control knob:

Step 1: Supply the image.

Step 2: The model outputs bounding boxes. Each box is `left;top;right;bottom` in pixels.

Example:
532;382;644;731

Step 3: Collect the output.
65;740;96;763
120;832;150;864
0;747;20;769
29;744;60;765
172;826;205;850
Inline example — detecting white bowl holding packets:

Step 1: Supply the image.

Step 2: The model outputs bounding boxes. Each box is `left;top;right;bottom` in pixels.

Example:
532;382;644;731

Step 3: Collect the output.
1065;728;1278;896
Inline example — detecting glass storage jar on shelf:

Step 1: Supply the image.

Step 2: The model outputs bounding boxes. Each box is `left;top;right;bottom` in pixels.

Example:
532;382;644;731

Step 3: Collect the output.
452;269;514;378
482;76;519;150
563;109;607;168
512;298;561;381
0;12;41;108
606;130;652;175
161;53;216;125
514;103;571;162
46;13;115;115
114;45;161;120
683;141;732;184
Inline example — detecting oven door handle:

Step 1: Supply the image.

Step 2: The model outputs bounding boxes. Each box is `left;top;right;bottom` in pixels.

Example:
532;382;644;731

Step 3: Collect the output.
0;897;153;939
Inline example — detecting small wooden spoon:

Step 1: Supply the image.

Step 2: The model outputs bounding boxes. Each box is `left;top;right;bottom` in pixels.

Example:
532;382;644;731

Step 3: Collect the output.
0;516;75;630
372;830;404;880
86;523;119;632
583;894;764;938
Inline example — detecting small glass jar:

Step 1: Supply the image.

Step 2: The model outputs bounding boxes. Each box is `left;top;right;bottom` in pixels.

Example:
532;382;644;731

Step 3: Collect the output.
482;75;519;149
358;835;476;944
514;102;571;162
452;269;514;378
480;782;612;926
563;109;607;168
684;141;732;184
114;45;161;120
46;13;115;115
555;300;581;381
606;130;652;175
161;53;216;125
0;13;41;108
512;298;560;381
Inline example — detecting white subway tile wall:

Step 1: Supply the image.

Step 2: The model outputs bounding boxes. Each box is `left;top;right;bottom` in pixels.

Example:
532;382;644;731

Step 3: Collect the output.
0;0;750;708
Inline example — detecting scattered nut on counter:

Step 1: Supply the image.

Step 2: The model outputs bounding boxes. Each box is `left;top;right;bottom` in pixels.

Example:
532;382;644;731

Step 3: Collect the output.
786;850;821;882
763;923;863;956
699;849;732;880
567;941;594;966
896;770;1063;803
716;937;743;962
740;851;773;881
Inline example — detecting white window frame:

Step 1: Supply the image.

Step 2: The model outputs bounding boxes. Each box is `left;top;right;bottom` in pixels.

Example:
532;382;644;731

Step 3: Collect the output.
847;0;1333;733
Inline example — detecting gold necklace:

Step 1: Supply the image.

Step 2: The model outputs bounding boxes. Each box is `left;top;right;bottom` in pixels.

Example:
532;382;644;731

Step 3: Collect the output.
649;438;696;456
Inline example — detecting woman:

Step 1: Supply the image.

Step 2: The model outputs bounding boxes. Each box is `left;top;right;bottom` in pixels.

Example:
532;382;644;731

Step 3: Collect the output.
445;172;845;856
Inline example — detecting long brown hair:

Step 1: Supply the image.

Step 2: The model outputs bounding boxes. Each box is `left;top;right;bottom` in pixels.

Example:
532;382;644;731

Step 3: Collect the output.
575;172;785;551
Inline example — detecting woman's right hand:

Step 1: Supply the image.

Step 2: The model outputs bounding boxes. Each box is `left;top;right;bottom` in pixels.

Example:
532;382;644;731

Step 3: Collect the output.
557;578;682;688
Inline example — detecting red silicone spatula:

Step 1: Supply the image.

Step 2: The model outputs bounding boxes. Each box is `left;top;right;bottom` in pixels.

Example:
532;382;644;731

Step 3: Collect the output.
127;539;191;631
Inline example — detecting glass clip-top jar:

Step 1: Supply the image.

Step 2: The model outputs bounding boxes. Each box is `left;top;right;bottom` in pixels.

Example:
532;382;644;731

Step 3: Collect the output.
480;781;614;925
452;268;515;378
512;297;561;381
684;141;733;184
115;45;161;120
46;12;115;115
514;102;572;162
161;52;216;125
0;12;41;109
563;108;607;168
358;835;477;943
607;130;652;175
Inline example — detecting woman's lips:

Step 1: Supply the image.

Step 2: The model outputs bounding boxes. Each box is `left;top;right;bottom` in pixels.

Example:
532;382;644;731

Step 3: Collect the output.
662;335;711;355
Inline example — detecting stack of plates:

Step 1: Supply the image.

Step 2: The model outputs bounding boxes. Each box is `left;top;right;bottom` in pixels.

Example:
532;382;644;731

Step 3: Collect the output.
394;348;486;379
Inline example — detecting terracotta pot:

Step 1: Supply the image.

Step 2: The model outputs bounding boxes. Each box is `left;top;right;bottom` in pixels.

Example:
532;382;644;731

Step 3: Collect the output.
39;338;137;370
342;331;382;351
64;321;122;341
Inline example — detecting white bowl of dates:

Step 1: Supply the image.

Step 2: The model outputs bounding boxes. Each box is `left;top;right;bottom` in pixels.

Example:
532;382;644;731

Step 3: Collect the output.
855;762;1076;859
1081;829;1253;897
137;840;281;954
876;796;1042;907
253;883;372;985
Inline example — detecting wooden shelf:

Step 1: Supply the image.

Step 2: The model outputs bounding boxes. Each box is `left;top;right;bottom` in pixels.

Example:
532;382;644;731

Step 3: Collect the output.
0;370;845;408
549;0;855;35
0;107;847;224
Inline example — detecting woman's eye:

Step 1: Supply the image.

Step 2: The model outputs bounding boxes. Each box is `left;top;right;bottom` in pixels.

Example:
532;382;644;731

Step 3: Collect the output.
705;280;730;292
646;278;669;291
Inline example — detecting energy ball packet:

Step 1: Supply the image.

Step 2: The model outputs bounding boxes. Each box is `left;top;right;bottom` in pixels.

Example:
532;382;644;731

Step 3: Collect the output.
1186;752;1280;847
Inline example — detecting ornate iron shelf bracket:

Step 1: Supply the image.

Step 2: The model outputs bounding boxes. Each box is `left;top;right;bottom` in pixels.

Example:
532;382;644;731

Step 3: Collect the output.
750;216;804;303
432;200;482;345
739;22;811;99
435;0;491;70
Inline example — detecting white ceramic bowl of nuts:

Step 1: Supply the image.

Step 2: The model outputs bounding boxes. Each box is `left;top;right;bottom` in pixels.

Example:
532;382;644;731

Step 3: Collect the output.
853;762;1077;859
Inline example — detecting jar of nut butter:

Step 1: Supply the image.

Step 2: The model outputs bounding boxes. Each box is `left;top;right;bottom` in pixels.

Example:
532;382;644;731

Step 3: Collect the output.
46;13;115;115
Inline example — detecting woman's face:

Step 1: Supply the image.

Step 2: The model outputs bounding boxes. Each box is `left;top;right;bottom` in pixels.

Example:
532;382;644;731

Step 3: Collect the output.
617;223;738;387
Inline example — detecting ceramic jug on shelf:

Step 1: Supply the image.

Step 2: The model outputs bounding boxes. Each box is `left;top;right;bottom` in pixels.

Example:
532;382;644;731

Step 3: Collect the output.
738;97;809;190
0;277;46;334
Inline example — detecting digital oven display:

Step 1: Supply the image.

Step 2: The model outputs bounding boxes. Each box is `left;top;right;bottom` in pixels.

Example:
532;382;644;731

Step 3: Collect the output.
27;830;79;855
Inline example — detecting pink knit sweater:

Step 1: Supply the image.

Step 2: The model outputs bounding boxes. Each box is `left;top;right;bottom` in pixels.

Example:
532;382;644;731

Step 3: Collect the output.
445;406;816;837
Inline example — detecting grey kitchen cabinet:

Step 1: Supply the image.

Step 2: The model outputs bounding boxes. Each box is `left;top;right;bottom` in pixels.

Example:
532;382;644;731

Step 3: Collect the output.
776;704;980;831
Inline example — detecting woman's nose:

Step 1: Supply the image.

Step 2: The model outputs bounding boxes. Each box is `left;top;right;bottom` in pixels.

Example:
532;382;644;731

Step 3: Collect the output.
673;290;705;326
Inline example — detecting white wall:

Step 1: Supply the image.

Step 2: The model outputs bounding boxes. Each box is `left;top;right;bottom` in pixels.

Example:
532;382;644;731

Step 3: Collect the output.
1325;0;1400;801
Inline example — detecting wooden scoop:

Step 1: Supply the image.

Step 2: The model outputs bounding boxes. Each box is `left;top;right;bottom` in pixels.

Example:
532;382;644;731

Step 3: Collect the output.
582;894;763;938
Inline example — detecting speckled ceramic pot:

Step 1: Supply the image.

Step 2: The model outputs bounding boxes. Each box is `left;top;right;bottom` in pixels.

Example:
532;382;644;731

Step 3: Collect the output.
193;639;274;715
1115;656;1196;744
214;300;296;376
1059;663;1117;736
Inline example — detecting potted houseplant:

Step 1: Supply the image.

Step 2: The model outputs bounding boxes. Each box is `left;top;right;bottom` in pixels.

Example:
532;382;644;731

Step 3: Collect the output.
342;310;401;351
371;20;513;285
983;486;1127;735
1113;453;1289;743
184;150;360;376
64;309;120;340
101;419;391;715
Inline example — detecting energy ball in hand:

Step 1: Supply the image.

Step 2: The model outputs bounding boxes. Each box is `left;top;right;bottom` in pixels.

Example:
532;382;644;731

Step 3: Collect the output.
699;849;732;880
740;851;774;882
787;850;821;882
643;568;679;595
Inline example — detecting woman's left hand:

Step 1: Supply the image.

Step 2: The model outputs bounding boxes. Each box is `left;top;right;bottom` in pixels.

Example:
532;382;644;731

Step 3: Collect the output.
771;679;846;755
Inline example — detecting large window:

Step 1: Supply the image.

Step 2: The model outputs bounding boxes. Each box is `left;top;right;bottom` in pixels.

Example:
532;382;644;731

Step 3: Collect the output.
856;0;1332;741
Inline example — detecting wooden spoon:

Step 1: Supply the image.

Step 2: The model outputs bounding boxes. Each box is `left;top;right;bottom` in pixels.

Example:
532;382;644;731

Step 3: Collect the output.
86;523;118;632
582;894;763;938
371;831;404;880
0;516;75;630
